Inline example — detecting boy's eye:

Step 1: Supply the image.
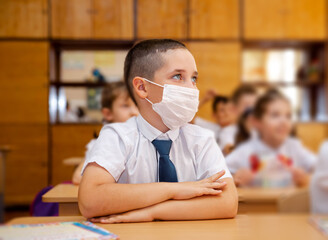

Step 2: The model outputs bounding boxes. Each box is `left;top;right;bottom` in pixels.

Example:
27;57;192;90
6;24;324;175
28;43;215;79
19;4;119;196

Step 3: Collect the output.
172;74;182;80
191;76;197;84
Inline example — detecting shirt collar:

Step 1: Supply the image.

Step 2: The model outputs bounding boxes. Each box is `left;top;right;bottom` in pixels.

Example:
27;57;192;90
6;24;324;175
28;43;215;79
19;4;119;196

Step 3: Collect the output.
136;114;179;142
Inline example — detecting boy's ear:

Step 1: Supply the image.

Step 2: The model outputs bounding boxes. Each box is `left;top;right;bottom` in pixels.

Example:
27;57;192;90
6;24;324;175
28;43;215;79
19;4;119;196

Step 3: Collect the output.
132;77;148;99
102;108;113;122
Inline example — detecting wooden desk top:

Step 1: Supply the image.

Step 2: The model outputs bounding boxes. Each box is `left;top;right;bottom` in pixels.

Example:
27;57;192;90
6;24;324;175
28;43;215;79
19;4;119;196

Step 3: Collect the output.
42;184;78;203
7;214;326;240
43;184;305;204
63;157;84;166
237;187;303;203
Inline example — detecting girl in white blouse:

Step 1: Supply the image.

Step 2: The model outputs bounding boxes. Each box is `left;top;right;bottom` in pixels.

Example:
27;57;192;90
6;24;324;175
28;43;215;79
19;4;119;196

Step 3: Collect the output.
226;89;316;188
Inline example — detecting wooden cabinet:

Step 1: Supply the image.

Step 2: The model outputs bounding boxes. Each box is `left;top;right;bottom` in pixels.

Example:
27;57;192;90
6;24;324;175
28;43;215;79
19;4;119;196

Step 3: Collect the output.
0;124;48;205
93;0;134;39
51;0;92;39
137;0;188;39
0;42;48;124
0;42;49;204
189;0;239;39
296;123;328;153
51;125;102;185
0;0;48;38
244;0;326;40
187;42;241;121
51;0;134;39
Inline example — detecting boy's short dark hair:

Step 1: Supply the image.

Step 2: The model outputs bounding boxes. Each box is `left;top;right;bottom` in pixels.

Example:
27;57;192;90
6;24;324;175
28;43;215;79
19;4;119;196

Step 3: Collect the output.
212;95;229;113
124;39;187;105
231;85;257;104
101;81;127;109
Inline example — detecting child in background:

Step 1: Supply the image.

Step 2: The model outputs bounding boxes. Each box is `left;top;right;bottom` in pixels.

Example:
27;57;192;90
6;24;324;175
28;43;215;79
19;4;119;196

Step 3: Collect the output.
231;85;258;118
72;82;139;184
226;89;316;188
310;141;328;213
79;39;237;223
234;108;254;147
194;90;235;146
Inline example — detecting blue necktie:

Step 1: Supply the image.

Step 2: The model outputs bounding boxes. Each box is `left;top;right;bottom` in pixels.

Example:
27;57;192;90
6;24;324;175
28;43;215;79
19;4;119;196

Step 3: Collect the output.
152;139;178;182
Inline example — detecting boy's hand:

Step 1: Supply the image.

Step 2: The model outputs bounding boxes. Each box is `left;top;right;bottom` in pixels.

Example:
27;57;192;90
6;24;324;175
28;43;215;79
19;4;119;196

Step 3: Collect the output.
89;207;154;224
234;168;254;187
172;170;227;200
289;167;310;187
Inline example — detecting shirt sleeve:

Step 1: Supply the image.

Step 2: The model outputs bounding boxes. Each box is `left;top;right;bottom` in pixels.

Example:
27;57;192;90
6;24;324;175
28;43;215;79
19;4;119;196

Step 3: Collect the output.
195;132;232;180
294;140;317;172
81;126;127;181
225;145;249;174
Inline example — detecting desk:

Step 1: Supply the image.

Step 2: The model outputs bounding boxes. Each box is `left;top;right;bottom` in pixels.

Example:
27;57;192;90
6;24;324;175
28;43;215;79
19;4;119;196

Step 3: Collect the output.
43;184;307;216
42;184;79;216
7;214;326;240
62;157;84;166
237;187;305;213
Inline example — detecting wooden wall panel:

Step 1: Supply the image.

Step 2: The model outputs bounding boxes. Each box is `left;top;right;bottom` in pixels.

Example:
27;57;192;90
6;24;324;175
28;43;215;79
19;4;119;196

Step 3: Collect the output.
189;0;239;39
295;123;328;153
93;0;134;39
188;42;241;121
137;0;188;39
51;0;92;39
0;42;48;124
51;124;102;185
244;0;326;40
285;0;326;40
0;0;48;38
0;124;48;205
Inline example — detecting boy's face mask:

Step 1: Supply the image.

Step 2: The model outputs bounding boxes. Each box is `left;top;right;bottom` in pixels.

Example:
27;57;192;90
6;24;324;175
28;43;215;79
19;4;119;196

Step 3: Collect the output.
143;78;199;130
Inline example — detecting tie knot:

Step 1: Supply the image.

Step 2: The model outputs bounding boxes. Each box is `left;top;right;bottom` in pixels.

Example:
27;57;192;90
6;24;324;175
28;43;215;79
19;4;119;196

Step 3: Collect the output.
152;139;172;156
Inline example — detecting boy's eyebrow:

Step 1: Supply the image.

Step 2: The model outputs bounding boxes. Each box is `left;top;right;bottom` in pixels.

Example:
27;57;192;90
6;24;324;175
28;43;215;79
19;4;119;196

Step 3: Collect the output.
171;69;199;76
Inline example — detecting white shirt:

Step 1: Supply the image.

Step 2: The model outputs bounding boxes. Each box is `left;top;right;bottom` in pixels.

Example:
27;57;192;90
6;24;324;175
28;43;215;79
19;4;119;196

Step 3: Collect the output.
311;141;328;214
218;124;238;150
226;137;317;187
82;115;232;183
194;117;220;144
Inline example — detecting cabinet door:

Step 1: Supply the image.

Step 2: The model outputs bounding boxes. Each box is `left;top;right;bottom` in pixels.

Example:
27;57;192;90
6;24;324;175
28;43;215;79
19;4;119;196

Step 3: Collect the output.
137;0;187;39
0;42;48;124
93;0;134;39
0;41;49;204
189;0;239;39
187;42;241;121
0;124;48;205
51;0;92;38
285;0;326;40
0;0;48;38
244;0;285;39
51;125;102;185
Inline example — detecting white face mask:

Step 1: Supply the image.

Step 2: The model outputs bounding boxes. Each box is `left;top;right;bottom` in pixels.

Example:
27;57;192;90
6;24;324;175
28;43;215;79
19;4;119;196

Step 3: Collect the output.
143;78;199;130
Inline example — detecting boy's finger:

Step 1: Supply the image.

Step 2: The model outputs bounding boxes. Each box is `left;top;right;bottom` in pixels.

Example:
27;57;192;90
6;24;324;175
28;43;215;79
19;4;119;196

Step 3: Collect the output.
209;170;225;182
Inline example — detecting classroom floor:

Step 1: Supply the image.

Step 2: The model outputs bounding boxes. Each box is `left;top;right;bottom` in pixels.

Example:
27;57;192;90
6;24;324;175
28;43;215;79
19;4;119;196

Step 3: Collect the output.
4;205;30;223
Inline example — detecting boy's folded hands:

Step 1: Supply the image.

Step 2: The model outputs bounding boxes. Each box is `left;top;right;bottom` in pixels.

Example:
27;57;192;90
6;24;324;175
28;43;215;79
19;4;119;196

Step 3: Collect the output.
172;170;227;200
88;170;229;224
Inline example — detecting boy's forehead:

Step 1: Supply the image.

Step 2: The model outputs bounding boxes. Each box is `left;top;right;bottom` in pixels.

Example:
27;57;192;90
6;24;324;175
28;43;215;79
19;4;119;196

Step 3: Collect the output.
160;49;197;72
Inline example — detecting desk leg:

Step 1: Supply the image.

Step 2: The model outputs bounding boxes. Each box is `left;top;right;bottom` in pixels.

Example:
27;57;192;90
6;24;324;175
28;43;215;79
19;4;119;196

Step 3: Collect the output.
58;203;80;216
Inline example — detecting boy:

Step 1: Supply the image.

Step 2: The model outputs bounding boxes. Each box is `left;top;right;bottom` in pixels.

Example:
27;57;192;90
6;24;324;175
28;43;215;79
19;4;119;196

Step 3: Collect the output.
72;82;139;184
194;90;235;145
79;39;237;223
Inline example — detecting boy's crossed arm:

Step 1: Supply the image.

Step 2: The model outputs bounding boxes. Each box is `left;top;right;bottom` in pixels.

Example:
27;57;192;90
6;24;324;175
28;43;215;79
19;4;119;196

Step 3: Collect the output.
78;163;238;223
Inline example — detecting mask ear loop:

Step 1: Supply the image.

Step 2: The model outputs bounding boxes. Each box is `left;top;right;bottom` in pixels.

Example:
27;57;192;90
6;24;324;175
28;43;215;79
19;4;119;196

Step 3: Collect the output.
142;78;164;105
